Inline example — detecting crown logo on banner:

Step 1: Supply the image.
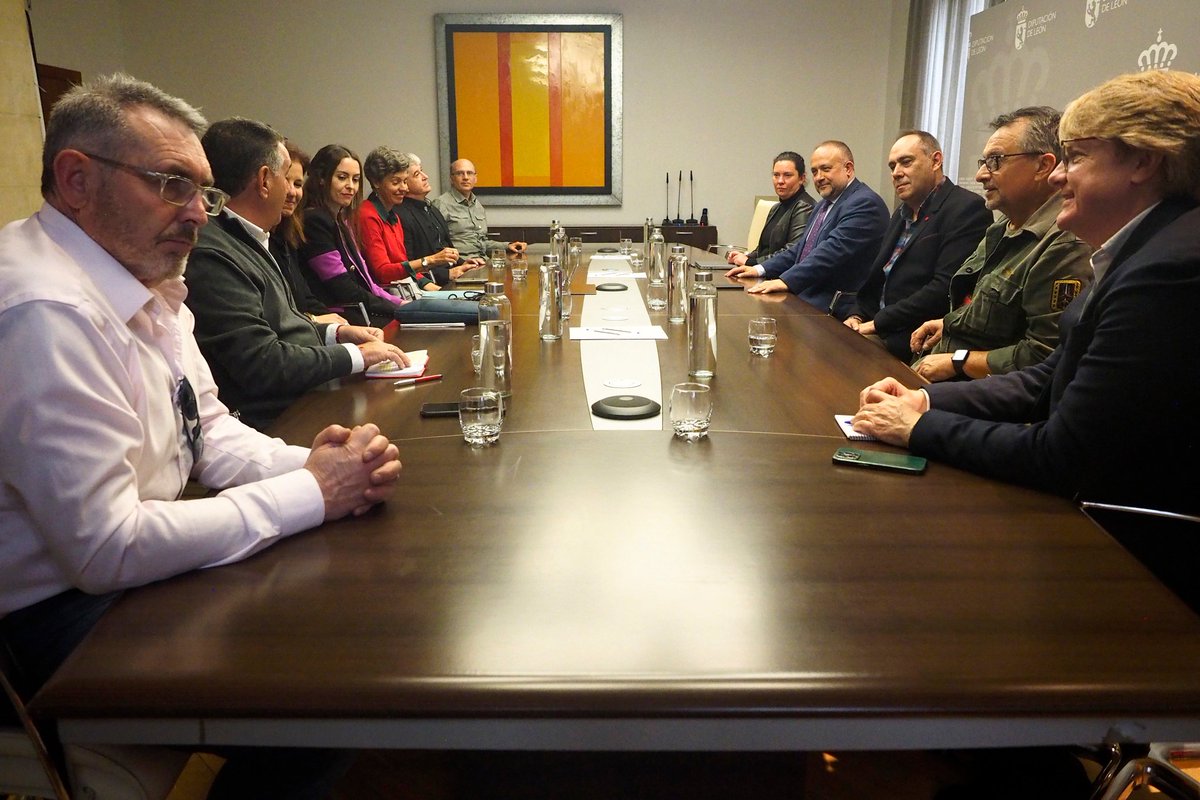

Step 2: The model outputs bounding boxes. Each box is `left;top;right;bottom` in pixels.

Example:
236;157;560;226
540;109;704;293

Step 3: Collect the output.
1015;6;1029;50
1139;29;1177;71
1084;0;1101;29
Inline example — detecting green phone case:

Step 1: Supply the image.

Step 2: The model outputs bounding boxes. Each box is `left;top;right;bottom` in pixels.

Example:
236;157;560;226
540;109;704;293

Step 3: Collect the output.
832;447;927;474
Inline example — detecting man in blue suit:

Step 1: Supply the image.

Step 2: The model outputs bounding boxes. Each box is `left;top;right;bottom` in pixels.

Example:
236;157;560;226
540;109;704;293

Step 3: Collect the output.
726;140;889;314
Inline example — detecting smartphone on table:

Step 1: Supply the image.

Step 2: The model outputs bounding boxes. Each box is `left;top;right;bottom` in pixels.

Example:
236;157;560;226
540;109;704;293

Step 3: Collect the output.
832;447;927;474
419;402;460;418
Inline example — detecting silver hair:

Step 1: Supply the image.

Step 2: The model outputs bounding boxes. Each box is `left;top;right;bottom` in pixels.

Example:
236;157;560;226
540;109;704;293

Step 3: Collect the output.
41;72;208;196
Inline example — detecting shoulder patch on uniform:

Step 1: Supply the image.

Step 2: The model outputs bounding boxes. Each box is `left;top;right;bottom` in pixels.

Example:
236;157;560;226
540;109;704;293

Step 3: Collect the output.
1051;279;1082;311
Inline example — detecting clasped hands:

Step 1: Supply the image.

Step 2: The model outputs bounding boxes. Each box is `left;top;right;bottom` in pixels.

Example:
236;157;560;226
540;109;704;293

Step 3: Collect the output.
850;377;928;447
305;423;402;520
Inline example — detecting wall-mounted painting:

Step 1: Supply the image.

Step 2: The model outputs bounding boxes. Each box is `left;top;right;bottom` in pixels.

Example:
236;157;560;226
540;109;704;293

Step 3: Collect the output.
435;13;622;206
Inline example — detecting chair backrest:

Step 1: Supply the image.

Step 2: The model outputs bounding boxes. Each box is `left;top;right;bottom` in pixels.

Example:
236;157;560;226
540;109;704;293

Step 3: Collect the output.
1;646;71;799
746;197;779;251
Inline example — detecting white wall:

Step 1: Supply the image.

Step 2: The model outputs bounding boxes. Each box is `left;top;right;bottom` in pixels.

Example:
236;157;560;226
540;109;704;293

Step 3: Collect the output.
29;0;910;237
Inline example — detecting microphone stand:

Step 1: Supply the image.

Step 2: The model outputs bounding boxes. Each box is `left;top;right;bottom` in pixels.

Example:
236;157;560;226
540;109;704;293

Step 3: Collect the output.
662;172;671;226
672;170;684;225
686;170;698;225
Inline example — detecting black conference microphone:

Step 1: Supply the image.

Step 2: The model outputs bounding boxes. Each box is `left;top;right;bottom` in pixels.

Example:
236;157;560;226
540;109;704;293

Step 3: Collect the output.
672;169;684;225
686;170;698;225
663;172;671;226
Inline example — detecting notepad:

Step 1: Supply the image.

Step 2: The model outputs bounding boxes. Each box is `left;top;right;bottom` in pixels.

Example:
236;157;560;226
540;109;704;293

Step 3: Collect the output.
570;326;668;341
835;414;877;441
365;349;428;379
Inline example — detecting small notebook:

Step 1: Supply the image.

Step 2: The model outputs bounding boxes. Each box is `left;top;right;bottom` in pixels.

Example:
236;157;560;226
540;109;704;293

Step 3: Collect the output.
365;349;429;379
835;414;877;441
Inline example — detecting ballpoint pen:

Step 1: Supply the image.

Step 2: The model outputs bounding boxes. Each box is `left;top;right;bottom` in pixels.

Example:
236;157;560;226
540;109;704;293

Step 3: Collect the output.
394;373;443;387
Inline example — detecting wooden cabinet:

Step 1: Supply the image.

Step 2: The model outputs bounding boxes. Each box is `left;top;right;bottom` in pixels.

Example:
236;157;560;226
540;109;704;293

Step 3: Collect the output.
491;224;718;250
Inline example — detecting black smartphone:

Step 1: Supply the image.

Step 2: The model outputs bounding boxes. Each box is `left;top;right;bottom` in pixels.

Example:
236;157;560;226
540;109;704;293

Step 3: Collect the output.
832;447;927;474
419;402;460;418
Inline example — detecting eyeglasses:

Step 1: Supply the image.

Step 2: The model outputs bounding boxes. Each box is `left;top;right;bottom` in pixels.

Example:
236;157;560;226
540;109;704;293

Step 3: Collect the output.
976;152;1041;173
1057;137;1104;173
451;170;477;177
82;152;230;216
174;376;204;463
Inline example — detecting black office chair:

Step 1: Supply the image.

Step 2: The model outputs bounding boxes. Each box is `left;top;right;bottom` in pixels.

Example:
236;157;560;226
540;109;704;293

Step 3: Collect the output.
828;290;857;319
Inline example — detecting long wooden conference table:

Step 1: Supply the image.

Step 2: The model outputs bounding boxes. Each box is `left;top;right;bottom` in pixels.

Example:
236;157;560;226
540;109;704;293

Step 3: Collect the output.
33;247;1200;754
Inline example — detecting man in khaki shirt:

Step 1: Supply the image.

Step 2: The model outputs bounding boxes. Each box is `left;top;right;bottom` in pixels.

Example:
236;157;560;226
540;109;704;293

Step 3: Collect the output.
909;107;1092;382
432;158;526;258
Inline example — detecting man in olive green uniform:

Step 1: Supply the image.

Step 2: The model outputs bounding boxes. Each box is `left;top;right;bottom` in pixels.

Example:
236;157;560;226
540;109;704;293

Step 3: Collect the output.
910;107;1092;382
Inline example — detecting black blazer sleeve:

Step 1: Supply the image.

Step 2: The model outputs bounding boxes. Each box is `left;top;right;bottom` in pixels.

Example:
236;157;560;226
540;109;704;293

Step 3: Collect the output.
747;193;814;266
269;231;329;317
909;203;1200;510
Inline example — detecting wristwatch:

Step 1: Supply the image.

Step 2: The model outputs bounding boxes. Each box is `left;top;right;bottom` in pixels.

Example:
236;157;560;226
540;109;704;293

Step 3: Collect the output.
951;349;970;379
419;257;426;269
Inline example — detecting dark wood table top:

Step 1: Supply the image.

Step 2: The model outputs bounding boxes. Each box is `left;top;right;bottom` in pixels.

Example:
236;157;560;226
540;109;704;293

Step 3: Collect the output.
34;250;1200;750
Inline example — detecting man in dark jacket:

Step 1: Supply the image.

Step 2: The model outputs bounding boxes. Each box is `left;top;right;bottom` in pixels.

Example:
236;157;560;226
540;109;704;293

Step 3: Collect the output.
185;118;407;429
843;131;992;360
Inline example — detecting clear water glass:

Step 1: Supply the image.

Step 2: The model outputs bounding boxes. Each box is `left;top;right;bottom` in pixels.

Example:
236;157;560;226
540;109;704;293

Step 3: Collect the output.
646;281;667;311
511;252;528;280
459;387;502;446
489;243;507;272
619;238;633;255
670;382;712;441
748;317;778;357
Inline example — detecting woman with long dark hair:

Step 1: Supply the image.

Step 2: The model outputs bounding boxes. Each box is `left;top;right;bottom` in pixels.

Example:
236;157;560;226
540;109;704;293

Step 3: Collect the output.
300;144;476;325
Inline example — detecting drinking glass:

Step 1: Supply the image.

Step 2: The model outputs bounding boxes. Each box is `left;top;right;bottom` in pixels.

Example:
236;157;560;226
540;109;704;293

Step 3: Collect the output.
670;382;712;441
629;252;645;273
619;238;633;255
646;281;667;311
489;243;507;272
748;317;778;357
459;388;503;446
511;252;528;281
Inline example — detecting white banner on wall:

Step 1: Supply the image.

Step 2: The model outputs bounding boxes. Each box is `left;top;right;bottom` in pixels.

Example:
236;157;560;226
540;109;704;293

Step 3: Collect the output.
957;0;1199;192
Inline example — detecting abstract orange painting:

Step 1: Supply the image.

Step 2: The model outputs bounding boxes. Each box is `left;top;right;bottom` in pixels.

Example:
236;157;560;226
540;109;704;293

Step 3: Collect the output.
436;15;623;206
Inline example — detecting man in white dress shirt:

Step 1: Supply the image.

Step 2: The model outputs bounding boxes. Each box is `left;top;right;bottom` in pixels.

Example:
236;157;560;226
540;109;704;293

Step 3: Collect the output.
0;73;398;798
